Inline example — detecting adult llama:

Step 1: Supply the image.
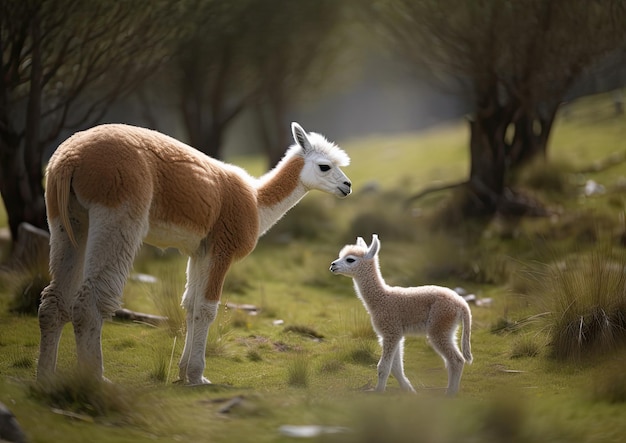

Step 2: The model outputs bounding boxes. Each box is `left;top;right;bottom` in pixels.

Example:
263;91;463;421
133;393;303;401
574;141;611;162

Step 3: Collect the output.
38;122;351;385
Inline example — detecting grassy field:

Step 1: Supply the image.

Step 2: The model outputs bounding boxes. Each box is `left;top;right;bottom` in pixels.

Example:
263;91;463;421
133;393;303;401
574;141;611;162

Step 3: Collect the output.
1;92;626;442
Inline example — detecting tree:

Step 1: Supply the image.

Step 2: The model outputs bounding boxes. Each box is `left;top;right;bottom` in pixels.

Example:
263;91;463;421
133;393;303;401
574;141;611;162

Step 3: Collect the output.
152;0;349;165
0;0;177;245
365;0;626;216
159;0;257;160
249;0;350;166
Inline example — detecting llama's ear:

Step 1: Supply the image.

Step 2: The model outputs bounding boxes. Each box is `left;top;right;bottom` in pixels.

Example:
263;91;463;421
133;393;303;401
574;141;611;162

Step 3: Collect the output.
365;234;380;259
356;237;367;248
291;122;312;153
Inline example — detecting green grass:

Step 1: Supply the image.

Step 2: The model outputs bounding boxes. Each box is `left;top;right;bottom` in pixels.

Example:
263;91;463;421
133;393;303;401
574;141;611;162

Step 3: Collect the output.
2;91;626;442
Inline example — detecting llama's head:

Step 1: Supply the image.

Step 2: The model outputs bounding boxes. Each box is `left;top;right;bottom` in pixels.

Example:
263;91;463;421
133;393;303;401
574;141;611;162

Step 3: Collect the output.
290;122;352;198
329;234;380;277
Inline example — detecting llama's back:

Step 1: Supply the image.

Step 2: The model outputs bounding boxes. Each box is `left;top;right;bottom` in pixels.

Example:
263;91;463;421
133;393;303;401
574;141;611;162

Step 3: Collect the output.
46;124;259;253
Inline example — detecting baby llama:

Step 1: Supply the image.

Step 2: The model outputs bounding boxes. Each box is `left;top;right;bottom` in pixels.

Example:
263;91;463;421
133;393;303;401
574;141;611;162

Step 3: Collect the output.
38;122;351;385
330;234;472;396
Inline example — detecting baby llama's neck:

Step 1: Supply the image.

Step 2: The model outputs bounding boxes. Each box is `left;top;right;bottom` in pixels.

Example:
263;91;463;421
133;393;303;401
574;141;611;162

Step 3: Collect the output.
256;155;307;236
353;262;388;304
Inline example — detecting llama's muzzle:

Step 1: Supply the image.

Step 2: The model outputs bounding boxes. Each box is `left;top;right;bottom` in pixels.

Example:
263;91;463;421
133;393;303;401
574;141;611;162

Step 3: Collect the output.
337;181;352;197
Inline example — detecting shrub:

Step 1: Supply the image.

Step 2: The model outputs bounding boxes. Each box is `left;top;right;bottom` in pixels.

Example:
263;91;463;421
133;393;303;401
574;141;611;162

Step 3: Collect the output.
150;352;169;383
29;370;138;418
510;334;544;359
4;268;49;315
341;338;378;366
542;244;626;361
286;353;310;388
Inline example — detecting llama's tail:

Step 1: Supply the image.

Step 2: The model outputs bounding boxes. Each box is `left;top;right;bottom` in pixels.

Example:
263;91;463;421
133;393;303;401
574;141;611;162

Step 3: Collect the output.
461;305;473;364
47;164;78;248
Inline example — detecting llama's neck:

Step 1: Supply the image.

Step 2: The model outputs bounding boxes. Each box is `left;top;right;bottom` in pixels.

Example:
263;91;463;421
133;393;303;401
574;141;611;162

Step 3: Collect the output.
353;263;388;305
256;155;307;237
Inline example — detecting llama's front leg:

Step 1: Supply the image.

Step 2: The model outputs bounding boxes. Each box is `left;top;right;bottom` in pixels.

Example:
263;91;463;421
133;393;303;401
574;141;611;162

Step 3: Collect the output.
390;337;416;392
375;335;401;392
178;300;218;384
178;254;230;385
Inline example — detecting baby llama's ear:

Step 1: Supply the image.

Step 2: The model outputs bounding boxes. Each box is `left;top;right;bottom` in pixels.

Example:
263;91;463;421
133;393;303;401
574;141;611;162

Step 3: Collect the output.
356;237;367;248
365;234;380;259
291;122;312;154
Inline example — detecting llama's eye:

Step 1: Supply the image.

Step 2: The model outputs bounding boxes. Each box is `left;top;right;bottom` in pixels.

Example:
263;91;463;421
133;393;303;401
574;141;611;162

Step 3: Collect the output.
319;164;331;172
346;258;355;263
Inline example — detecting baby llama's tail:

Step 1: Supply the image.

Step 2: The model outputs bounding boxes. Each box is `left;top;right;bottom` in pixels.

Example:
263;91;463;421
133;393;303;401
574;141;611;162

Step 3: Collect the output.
461;305;473;364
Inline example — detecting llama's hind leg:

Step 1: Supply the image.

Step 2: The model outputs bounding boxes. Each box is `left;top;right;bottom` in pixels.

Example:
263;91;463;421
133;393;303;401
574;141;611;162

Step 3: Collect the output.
375;335;402;392
38;218;86;382
390;337;416;392
72;208;146;380
430;328;465;396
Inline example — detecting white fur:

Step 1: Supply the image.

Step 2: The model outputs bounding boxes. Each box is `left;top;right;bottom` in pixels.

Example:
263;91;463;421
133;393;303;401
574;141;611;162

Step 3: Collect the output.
330;235;473;396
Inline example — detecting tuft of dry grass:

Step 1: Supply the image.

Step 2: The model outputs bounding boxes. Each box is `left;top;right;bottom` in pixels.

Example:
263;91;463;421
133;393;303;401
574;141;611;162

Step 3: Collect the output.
2;266;49;315
509;333;545;359
286;353;311;388
541;243;626;361
29;369;140;419
151;272;186;338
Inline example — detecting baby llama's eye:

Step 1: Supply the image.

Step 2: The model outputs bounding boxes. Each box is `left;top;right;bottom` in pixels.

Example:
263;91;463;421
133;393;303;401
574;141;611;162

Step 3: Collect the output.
319;164;331;172
346;258;355;263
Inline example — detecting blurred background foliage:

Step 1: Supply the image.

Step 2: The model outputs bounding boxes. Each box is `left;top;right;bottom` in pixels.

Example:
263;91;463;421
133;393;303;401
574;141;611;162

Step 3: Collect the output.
1;0;625;244
0;0;626;436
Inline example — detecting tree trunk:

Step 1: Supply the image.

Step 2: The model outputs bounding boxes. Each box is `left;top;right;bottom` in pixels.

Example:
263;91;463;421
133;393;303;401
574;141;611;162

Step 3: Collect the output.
465;112;507;216
508;106;558;169
202;123;224;160
0;141;47;245
261;86;290;168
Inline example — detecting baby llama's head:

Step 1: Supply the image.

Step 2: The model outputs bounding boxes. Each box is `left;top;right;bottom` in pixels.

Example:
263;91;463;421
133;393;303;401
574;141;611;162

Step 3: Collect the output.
329;234;380;278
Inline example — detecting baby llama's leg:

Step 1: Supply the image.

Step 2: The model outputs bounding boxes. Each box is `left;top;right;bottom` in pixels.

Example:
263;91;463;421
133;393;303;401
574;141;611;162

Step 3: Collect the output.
376;334;402;392
390;337;416;392
429;322;465;396
179;254;231;385
72;207;146;380
38;219;86;381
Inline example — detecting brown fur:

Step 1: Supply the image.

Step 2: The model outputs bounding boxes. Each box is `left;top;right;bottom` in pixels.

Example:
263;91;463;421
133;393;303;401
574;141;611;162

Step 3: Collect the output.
257;156;305;207
46;124;259;256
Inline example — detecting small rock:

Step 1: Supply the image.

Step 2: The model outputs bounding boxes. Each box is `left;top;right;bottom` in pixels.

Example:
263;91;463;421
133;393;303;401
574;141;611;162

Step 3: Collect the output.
0;402;27;443
130;273;158;284
463;294;477;303
584;179;605;196
475;297;493;308
454;287;468;296
279;425;350;438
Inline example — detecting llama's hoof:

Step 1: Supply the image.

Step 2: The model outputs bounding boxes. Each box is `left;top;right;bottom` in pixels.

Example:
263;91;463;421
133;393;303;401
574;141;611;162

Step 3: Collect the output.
186;376;212;386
